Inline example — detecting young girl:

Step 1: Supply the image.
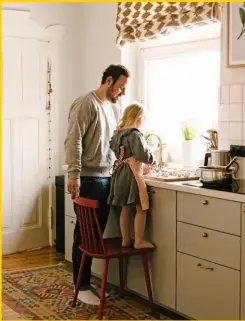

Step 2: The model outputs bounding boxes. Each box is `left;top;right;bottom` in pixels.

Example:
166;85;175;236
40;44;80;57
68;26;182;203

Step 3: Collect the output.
108;104;156;249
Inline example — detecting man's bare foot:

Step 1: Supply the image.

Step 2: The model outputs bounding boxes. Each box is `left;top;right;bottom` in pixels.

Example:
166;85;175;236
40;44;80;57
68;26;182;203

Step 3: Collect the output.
134;240;155;249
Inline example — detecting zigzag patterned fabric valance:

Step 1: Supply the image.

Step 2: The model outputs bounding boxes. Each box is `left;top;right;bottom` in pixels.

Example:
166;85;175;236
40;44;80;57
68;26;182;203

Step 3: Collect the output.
116;2;222;47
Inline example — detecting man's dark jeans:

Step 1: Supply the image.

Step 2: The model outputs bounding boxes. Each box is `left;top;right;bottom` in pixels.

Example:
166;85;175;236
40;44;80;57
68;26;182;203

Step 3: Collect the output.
72;176;111;290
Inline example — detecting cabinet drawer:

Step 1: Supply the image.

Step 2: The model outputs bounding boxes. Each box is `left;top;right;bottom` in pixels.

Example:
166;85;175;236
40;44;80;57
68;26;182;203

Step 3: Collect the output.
65;215;76;263
177;222;240;270
177;253;240;320
65;193;76;218
177;192;241;235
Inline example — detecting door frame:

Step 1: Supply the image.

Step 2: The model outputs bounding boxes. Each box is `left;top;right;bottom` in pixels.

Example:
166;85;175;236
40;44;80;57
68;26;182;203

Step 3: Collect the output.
2;9;65;247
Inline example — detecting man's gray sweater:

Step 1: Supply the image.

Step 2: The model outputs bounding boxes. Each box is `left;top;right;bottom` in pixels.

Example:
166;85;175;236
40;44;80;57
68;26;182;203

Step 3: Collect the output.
64;91;121;179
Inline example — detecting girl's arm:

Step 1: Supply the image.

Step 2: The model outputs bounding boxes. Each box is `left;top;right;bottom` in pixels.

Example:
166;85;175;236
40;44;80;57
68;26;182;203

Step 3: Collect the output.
129;130;155;164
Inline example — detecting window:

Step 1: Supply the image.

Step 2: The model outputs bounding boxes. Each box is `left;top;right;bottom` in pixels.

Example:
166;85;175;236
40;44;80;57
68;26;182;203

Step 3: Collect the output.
137;24;221;164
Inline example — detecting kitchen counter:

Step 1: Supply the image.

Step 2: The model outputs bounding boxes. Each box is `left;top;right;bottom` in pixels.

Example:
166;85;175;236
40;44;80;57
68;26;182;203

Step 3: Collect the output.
62;165;245;319
145;178;245;202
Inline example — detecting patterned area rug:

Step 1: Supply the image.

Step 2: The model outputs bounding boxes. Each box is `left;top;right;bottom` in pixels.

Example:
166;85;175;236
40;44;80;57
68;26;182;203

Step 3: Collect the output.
2;263;162;320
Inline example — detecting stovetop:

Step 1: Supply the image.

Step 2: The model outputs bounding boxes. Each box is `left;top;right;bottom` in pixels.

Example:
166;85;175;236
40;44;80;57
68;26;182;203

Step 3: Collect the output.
183;179;245;195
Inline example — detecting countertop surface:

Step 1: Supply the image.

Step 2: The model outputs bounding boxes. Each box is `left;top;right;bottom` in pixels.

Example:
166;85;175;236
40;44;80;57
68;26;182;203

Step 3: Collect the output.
146;178;245;203
62;165;245;203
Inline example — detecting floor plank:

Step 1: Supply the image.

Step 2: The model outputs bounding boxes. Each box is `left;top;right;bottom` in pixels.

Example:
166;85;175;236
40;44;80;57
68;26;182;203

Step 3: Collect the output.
2;246;65;271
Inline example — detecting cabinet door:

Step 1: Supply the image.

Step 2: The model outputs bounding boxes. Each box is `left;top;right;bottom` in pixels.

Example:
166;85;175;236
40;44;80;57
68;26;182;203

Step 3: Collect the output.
241;203;245;319
65;215;76;263
177;252;240;320
65;192;76;219
126;188;177;310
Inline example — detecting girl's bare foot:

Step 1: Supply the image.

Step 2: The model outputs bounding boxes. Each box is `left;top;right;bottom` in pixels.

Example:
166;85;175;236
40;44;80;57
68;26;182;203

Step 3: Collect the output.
134;240;155;249
122;238;131;247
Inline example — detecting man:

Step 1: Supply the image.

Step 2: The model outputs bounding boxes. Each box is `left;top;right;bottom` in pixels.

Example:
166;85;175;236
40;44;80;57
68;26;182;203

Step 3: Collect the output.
64;64;130;305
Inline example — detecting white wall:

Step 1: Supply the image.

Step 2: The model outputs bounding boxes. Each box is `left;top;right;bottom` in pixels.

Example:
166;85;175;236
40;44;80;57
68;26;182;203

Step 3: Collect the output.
77;3;121;94
219;4;245;149
121;42;138;108
220;4;245;85
57;2;122;168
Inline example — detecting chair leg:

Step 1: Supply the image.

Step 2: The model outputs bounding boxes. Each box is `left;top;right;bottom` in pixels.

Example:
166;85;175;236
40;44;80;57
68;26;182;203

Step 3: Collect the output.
72;254;87;308
142;254;155;313
98;259;109;320
118;257;124;297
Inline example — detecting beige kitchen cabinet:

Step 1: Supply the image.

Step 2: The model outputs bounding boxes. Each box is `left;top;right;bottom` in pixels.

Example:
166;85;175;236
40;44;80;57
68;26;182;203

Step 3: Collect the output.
177;192;241;235
126;187;177;310
65;190;76;263
177;222;241;270
65;191;76;219
241;203;245;319
177;252;240;320
65;214;75;262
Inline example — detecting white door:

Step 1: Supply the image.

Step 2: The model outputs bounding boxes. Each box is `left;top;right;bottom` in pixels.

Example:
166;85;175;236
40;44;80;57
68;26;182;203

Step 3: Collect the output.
2;37;50;254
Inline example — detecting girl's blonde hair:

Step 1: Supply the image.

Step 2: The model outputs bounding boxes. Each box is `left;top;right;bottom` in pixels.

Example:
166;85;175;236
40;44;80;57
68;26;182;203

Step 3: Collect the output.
117;103;144;130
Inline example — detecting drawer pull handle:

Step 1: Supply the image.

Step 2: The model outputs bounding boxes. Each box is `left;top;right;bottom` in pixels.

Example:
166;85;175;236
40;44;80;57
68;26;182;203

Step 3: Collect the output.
202;200;208;205
69;221;75;224
197;263;213;271
202;232;208;238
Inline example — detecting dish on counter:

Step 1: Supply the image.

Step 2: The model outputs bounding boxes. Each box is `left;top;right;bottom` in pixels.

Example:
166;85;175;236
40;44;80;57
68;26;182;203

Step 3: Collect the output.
144;168;199;182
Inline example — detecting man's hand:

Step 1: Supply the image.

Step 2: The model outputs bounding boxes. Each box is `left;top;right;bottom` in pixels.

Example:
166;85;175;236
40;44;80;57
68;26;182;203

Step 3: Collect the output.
67;178;80;200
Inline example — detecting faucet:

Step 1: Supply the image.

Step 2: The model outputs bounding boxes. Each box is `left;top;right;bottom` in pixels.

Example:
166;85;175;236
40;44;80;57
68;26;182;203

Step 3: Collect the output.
144;133;166;169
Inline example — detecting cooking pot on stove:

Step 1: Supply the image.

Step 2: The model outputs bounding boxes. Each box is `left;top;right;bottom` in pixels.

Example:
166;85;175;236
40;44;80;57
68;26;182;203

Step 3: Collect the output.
197;157;239;188
204;149;231;167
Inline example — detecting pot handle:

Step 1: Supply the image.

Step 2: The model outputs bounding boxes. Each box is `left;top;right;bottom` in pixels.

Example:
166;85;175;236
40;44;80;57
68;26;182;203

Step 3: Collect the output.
233;161;240;175
204;153;211;166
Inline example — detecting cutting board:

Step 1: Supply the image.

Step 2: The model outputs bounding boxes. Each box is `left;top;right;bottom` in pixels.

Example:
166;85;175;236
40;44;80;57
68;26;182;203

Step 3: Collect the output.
144;175;199;182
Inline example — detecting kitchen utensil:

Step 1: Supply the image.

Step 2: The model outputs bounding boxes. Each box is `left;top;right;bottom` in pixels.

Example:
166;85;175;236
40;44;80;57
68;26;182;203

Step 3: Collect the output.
201;135;212;143
213;131;218;149
206;129;217;149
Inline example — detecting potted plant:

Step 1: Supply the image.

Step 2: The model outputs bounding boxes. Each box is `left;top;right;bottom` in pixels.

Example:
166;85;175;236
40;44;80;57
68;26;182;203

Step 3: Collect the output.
181;124;196;168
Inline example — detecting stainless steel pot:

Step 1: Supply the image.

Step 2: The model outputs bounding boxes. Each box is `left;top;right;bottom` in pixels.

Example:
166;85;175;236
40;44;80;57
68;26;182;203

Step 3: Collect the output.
204;150;230;167
198;157;238;187
198;167;233;187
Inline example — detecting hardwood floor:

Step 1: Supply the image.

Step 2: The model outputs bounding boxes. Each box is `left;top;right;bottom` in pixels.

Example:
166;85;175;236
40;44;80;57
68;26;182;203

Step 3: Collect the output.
2;246;65;271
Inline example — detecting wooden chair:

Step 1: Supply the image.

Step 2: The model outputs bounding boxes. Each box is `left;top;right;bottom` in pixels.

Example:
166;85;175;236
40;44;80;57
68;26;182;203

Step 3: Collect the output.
72;197;155;320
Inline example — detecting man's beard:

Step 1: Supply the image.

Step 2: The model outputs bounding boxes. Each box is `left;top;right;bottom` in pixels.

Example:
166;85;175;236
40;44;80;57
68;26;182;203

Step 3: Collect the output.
106;85;118;103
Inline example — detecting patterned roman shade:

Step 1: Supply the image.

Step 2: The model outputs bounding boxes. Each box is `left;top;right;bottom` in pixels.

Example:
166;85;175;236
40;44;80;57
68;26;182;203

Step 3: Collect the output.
116;2;221;46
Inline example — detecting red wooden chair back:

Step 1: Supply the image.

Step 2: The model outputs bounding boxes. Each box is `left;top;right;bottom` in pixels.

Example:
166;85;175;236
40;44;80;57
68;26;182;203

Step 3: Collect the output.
73;197;106;255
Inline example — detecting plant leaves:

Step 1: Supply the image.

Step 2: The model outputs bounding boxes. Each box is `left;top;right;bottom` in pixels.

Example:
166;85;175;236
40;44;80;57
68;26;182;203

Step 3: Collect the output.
239;7;245;25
